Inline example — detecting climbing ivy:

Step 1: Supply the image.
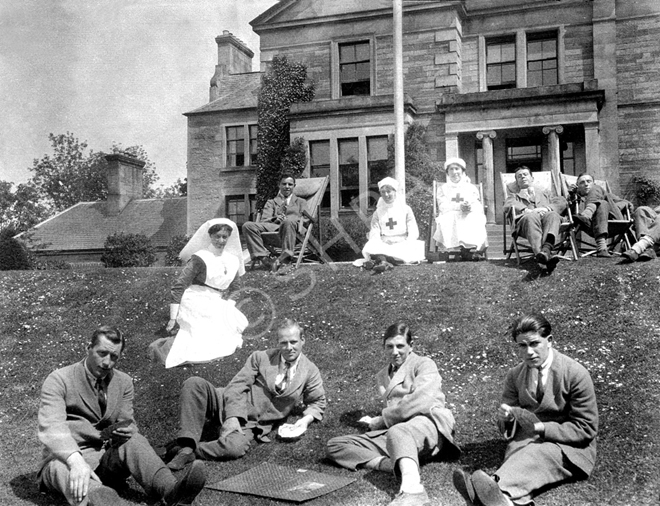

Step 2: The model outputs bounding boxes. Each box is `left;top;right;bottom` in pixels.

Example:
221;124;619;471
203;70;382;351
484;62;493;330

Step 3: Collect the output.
256;55;314;210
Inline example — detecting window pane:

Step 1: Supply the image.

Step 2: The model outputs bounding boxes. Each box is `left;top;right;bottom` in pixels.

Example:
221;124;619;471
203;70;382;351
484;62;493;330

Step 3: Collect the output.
527;41;543;61
501;43;515;62
543;69;557;85
339;44;355;62
487;45;501;64
501;63;516;83
355;42;370;61
528;70;541;88
341;63;356;83
542;40;557;58
528;60;542;72
339;139;359;165
487;66;501;86
339;138;359;208
356;62;370;81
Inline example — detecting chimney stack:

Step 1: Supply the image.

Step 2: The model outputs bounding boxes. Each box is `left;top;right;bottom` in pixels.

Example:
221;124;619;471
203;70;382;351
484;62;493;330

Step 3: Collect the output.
210;30;255;101
105;153;145;215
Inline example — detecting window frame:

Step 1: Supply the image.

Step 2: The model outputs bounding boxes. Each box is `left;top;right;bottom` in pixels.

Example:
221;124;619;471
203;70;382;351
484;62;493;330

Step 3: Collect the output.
486;36;517;91
332;37;374;99
526;31;558;88
226;194;256;226
223;123;258;170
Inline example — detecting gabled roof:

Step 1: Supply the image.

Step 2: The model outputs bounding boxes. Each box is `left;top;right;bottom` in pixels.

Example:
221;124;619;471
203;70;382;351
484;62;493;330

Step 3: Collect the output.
184;72;262;115
26;197;187;252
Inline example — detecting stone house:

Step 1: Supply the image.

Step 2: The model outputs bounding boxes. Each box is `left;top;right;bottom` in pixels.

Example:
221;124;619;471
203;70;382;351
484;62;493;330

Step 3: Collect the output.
23;154;187;266
184;0;660;232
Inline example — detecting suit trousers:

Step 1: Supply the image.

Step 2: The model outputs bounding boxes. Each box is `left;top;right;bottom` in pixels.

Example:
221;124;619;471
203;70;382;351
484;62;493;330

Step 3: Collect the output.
515;211;562;254
39;433;170;505
495;440;580;505
584;201;610;238
633;206;660;243
177;376;251;461
243;219;298;259
326;415;440;471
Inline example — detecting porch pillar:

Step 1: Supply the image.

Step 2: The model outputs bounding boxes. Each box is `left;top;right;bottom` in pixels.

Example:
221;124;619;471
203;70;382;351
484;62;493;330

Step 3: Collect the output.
476;130;497;223
543;125;564;195
445;133;459;159
584;122;601;179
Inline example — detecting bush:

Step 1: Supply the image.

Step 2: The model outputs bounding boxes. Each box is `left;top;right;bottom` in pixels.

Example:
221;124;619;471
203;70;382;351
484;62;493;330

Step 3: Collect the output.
165;234;190;266
0;227;30;271
320;213;370;261
30;258;71;270
101;232;156;268
632;176;660;207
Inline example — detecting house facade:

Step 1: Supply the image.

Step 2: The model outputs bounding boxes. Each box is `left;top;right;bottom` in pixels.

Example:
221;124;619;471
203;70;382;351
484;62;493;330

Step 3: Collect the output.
185;0;660;231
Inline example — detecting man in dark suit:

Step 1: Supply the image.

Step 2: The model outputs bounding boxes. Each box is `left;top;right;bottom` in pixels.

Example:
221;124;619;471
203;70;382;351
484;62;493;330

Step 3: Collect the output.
453;314;598;506
503;166;567;273
570;172;632;257
326;322;460;506
166;318;326;469
243;174;307;272
37;325;206;506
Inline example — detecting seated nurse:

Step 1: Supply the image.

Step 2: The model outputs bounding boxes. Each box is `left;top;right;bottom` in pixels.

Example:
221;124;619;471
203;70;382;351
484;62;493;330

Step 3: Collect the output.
361;177;426;272
433;157;487;260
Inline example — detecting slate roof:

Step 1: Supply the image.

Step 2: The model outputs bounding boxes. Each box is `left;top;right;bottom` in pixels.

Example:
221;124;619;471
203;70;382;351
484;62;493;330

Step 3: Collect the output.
184;72;262;115
26;197;187;252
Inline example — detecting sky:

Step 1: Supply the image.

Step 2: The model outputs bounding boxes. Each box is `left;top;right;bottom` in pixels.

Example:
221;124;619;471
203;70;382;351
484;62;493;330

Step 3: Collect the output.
0;0;278;189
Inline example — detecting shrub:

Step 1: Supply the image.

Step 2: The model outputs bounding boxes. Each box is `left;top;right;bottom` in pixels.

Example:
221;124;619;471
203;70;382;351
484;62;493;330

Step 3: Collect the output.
0;227;30;271
319;213;370;261
101;232;156;268
632;176;660;207
165;234;190;266
30;258;72;270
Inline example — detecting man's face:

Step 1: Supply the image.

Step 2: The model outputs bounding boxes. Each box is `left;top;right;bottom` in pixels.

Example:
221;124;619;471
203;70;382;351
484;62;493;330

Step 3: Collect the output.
279;177;296;198
278;325;304;363
209;229;231;251
577;175;594;196
515;169;533;189
379;185;397;205
384;334;412;369
85;335;122;379
515;331;553;369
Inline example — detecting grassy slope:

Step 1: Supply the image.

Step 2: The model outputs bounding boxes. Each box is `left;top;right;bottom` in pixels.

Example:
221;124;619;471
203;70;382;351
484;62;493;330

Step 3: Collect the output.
1;261;659;506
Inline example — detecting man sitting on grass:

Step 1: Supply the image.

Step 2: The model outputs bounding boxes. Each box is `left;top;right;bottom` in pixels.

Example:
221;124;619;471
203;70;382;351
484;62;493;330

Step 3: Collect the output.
326;322;460;506
37;325;206;506
453;313;598;506
166;318;326;468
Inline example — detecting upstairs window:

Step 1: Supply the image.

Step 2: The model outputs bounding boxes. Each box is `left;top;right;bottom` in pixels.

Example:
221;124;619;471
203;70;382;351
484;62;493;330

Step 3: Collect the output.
527;32;558;87
339;41;371;97
226;126;246;167
486;37;516;90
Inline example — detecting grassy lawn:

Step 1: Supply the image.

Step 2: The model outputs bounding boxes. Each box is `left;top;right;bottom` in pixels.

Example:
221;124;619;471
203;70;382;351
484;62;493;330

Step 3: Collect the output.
1;259;659;506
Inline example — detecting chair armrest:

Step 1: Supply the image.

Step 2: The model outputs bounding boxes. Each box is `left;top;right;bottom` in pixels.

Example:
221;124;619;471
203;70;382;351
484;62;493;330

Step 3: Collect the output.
302;209;315;222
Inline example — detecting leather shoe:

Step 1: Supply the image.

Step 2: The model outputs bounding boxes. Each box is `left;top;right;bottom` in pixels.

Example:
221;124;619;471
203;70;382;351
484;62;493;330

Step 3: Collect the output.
471;470;512;506
639;247;656;262
363;260;375;270
167;448;195;471
535;245;553;265
453;469;477;506
373;261;394;273
387;487;430;506
621;249;639;263
163;460;206;506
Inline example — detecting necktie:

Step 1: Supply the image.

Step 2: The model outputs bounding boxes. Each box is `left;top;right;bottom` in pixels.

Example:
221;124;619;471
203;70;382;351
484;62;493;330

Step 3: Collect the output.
535;368;544;402
275;362;291;394
96;378;107;415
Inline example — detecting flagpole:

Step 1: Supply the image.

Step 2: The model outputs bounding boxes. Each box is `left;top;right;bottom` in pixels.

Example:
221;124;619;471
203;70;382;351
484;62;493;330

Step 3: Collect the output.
393;0;405;198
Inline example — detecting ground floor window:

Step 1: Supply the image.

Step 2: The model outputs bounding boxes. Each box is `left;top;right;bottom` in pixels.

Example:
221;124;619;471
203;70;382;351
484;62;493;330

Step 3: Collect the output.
506;138;542;172
367;136;390;207
310;140;331;208
338;138;360;208
226;194;256;226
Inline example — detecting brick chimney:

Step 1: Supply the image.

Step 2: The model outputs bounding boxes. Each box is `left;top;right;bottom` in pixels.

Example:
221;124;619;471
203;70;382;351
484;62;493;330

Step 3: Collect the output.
210;30;254;101
105;153;145;215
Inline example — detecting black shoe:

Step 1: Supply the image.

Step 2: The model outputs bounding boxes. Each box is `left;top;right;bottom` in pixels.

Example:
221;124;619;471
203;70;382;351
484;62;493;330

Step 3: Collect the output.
453;469;477;506
460;247;474;261
535;245;553;265
163;460;206;506
167;448;195;471
595;249;612;258
621;249;639;263
545;254;560;274
363;260;375;270
639;247;656;262
373;261;393;273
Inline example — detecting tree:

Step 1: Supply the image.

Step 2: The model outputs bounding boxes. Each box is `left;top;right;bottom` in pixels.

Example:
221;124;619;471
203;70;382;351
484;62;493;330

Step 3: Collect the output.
256;55;315;210
0;180;53;233
29;132;160;212
0;226;30;271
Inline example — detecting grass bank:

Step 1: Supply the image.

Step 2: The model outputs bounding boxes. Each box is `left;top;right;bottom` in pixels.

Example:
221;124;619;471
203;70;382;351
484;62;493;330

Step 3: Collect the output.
1;260;658;505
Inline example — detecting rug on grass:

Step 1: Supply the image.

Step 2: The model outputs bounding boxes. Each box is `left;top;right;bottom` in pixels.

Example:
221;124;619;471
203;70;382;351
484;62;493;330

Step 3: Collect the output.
206;462;356;502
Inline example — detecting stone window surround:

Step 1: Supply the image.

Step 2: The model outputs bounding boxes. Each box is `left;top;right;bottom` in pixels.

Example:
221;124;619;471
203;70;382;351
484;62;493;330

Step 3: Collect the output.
331;35;376;100
478;26;565;92
221;122;258;170
225;193;256;225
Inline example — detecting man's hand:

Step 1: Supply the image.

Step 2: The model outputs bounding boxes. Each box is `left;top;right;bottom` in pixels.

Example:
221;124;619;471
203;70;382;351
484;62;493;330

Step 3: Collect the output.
166;319;177;332
497;403;515;423
358;415;386;430
66;452;100;504
509;406;541;435
293;415;314;432
218;417;243;439
110;423;136;446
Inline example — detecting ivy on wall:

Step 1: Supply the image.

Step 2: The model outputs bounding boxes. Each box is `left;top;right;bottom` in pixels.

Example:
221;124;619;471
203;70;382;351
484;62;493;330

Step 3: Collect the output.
256;55;315;210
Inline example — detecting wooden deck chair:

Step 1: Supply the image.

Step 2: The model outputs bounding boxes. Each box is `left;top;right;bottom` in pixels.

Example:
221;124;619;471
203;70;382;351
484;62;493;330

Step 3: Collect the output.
501;171;578;265
255;176;330;269
562;175;635;257
427;179;488;261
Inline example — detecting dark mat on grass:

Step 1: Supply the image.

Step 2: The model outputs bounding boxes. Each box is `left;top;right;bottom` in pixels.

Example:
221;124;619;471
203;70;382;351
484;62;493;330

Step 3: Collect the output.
206;462;356;502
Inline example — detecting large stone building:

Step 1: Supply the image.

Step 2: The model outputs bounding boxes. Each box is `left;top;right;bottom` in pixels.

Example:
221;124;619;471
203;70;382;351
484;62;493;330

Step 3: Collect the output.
184;0;660;232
